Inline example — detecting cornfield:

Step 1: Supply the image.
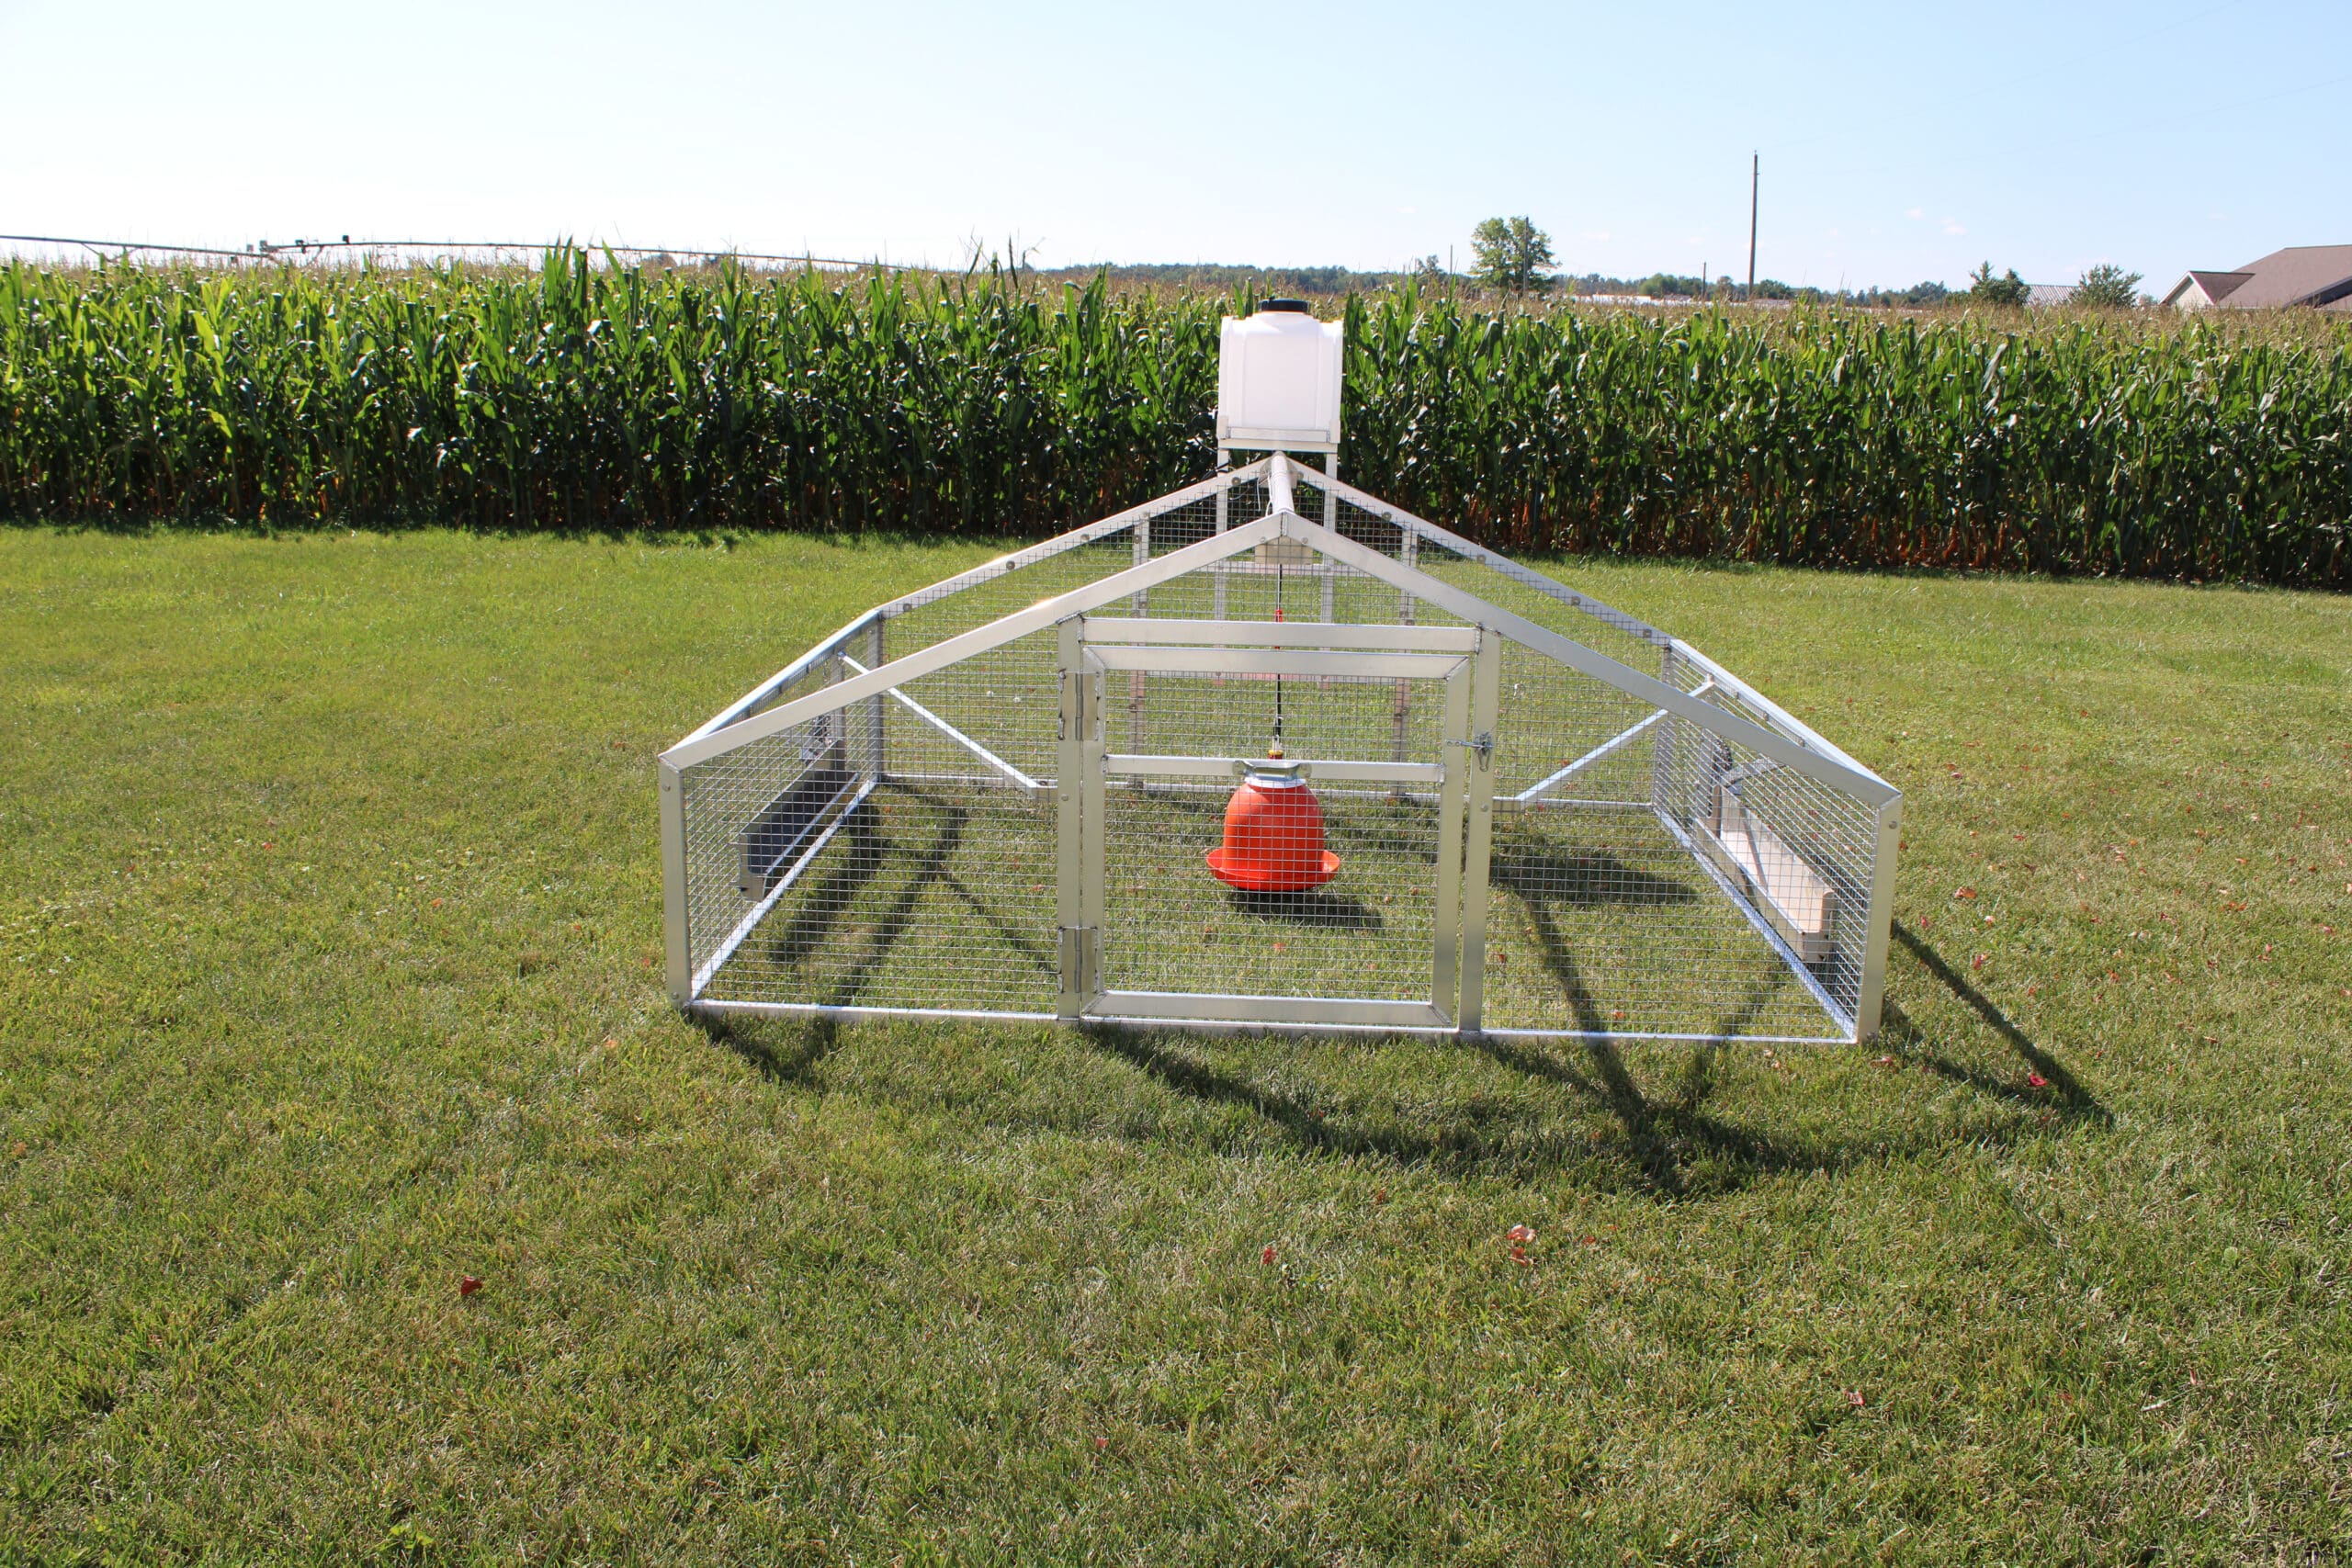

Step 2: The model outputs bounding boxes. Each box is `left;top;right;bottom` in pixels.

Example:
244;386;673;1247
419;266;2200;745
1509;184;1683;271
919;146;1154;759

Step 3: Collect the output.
2;249;2346;585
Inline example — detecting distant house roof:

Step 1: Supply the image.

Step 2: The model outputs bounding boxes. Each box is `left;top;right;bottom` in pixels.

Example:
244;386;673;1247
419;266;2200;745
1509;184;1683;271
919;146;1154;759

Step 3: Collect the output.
2164;245;2352;310
2025;283;2075;307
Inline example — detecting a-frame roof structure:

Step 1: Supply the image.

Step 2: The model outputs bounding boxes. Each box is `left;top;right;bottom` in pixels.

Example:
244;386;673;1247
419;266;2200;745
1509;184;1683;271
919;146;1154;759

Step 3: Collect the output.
665;455;1891;808
661;454;1901;1042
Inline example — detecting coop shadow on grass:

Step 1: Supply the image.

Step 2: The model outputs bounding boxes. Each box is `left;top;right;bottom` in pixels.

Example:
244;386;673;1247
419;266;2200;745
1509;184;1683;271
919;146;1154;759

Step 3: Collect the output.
1877;921;2109;1127
700;797;1050;1086
1490;848;1701;910
1086;890;1827;1197
1082;1006;1836;1198
1226;886;1385;929
1082;903;2108;1197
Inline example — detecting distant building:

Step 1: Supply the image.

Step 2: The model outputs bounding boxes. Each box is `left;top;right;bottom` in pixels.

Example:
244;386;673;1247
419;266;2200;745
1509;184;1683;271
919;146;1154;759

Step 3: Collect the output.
2162;245;2352;311
2025;283;2076;308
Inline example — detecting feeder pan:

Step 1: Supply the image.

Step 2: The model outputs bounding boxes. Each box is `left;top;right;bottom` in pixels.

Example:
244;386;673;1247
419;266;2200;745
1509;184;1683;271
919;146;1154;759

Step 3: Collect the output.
1205;759;1340;892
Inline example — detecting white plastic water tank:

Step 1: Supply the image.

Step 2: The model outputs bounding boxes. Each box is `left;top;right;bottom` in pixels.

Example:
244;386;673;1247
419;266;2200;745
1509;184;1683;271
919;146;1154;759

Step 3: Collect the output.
1216;300;1343;451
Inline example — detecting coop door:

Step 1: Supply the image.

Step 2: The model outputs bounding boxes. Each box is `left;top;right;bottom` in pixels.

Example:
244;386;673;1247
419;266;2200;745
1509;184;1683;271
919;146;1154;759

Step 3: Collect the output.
1055;615;1498;1031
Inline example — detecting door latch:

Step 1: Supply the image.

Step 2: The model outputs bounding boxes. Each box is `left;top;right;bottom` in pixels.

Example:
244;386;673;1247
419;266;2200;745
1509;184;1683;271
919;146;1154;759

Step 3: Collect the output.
1448;732;1496;768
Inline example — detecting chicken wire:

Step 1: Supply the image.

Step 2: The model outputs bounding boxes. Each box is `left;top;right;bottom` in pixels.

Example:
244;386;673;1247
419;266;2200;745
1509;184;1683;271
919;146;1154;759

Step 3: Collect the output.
662;456;1897;1042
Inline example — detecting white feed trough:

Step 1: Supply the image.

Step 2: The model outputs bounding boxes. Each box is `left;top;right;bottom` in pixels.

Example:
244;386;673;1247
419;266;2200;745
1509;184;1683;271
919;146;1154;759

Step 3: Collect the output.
658;303;1900;1042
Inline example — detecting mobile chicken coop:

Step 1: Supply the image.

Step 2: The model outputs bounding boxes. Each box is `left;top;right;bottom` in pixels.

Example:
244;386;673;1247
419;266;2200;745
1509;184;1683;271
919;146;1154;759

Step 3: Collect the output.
659;302;1900;1043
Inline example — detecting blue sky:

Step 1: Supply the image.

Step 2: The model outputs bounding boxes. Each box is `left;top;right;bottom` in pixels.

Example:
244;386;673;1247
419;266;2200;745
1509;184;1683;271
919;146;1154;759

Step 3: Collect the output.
5;0;2346;291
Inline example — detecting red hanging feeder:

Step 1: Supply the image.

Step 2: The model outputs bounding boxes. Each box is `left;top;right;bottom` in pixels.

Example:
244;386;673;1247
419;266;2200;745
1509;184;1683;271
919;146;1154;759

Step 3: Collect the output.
1205;759;1340;892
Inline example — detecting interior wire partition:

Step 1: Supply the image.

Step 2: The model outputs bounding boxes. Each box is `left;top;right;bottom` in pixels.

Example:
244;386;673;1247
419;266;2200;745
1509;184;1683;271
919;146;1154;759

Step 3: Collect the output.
660;455;1899;1042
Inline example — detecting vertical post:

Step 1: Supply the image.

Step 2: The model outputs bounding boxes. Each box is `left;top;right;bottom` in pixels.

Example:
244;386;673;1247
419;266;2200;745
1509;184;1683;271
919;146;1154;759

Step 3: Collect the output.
1651;639;1679;820
865;617;887;786
1078;647;1108;1006
1319;452;1338;624
1129;514;1149;750
659;758;692;1007
1454;632;1503;1033
1854;793;1903;1042
1393;523;1417;765
1213;453;1230;621
1430;664;1471;1022
1056;618;1087;1020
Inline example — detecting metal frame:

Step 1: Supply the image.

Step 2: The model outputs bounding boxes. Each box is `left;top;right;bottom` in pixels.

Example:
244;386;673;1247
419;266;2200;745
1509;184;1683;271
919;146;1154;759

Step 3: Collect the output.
1064;615;1476;1031
662;452;1904;1043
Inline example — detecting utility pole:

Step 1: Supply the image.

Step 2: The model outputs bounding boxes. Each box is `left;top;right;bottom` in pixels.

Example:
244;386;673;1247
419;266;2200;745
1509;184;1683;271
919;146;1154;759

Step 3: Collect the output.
1747;152;1759;295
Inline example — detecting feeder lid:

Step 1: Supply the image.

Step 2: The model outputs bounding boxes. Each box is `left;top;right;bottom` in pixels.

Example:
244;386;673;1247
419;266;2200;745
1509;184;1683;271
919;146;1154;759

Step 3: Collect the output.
1236;757;1311;788
1258;299;1311;314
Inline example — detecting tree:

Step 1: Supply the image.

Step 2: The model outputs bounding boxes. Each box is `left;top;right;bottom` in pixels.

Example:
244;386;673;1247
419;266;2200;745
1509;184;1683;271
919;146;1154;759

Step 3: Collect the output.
1412;254;1448;287
1967;262;2030;308
2073;263;2145;309
1469;217;1556;295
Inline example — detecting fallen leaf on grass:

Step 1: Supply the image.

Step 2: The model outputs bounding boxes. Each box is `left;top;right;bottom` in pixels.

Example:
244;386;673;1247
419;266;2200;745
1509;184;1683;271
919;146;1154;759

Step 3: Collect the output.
458;1276;482;1298
1261;1245;1276;1267
1846;1390;1866;1408
1506;1224;1536;1244
2027;1072;2050;1089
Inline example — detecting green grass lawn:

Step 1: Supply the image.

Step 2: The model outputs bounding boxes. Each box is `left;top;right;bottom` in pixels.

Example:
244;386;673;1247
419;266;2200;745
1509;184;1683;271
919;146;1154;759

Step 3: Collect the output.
1;526;2346;1565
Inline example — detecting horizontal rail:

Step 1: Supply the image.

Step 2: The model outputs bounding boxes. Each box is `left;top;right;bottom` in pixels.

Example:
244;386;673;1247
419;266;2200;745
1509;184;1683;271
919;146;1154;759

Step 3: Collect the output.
689;1000;1058;1024
684;998;1849;1045
1086;991;1450;1029
839;655;1042;795
1080;617;1479;652
1103;754;1446;784
1082;645;1464;680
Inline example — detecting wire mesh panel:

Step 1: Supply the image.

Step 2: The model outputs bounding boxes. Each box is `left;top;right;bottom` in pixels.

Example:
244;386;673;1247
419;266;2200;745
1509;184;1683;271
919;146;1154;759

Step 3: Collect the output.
676;626;1063;1018
1653;683;1883;1025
